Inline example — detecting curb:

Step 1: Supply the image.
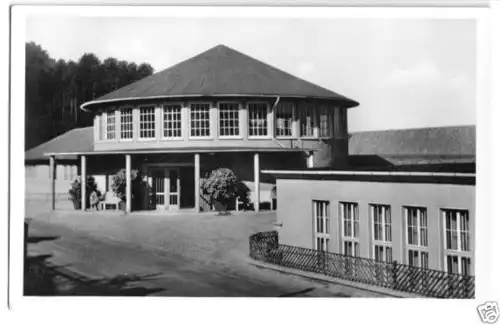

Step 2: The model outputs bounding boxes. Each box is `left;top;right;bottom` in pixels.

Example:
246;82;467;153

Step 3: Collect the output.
247;258;425;298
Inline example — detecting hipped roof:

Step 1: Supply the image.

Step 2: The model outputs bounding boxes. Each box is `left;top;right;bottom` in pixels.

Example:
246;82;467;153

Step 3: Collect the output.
349;125;475;157
81;44;359;111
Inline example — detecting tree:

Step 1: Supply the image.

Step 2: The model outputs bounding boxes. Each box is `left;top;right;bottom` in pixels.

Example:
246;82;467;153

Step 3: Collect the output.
24;42;155;150
200;168;238;214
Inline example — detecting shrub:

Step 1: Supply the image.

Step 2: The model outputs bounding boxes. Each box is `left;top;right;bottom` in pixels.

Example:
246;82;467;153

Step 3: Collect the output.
110;169;146;205
200;168;238;213
68;176;100;209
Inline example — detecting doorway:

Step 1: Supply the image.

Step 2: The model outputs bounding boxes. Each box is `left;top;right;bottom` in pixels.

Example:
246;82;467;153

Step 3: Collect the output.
150;167;181;210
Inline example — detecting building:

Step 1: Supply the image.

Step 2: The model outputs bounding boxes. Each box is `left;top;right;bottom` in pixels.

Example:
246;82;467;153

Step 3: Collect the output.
24;44;359;212
263;126;476;276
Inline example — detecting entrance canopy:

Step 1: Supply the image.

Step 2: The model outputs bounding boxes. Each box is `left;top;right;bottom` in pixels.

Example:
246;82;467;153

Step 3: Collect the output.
43;146;308;158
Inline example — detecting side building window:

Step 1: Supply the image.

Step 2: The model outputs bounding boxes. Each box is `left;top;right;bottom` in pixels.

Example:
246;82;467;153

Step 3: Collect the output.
139;105;156;139
340;202;359;257
219;102;240;137
405;206;429;268
190;103;211;138
275;102;294;137
313;200;330;252
443;209;471;275
371;204;392;263
120;108;133;140
248;102;268;137
163;104;182;139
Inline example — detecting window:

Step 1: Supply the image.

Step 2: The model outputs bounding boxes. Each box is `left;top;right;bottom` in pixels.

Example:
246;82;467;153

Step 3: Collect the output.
313;200;330;252
190;103;211;137
319;105;331;138
371;204;392;262
275;102;294;137
105;111;116;140
340;202;359;256
99;113;105;140
248;103;268;137
339;107;348;137
139;106;156;139
120;108;133;140
219;103;240;137
443;209;471;275
405;207;428;268
372;204;392;242
163;104;182;138
299;102;315;137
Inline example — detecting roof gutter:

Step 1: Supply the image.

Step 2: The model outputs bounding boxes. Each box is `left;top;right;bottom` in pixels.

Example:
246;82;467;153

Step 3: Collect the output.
80;94;359;112
262;169;475;178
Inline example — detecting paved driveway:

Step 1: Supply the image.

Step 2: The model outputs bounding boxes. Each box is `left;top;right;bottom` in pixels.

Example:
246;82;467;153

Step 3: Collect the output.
26;209;386;297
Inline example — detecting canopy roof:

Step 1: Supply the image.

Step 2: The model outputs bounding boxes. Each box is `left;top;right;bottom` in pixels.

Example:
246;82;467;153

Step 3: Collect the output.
81;44;359;111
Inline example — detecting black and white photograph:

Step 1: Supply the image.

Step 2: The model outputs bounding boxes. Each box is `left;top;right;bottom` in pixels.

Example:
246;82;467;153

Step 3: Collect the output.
5;3;499;325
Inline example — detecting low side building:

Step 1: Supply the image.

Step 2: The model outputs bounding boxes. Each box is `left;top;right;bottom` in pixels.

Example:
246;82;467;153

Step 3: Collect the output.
263;164;475;276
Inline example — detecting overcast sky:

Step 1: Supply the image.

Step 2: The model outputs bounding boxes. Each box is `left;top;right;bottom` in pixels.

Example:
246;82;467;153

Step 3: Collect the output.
26;16;476;132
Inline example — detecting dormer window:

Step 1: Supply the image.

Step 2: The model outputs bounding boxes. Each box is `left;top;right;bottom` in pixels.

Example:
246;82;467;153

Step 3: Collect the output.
319;105;332;138
299;102;315;137
106;111;116;140
139;105;156;140
190;103;211;138
219;102;240;137
275;102;294;137
248;102;268;138
163;104;182;139
120;108;133;140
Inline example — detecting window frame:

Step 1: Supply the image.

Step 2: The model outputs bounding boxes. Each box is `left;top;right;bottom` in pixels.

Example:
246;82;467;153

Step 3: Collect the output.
248;101;271;139
189;102;212;140
218;101;242;139
318;104;333;139
404;206;429;268
370;204;392;262
162;102;183;140
442;209;472;275
105;110;117;141
340;202;360;257
313;200;330;252
138;105;157;141
298;102;317;138
120;106;134;141
275;101;296;139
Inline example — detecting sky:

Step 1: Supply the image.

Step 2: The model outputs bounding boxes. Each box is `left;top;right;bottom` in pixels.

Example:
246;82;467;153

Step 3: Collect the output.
25;16;476;132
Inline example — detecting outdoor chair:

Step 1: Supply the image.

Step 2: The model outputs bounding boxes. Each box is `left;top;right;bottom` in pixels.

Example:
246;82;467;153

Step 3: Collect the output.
99;191;121;211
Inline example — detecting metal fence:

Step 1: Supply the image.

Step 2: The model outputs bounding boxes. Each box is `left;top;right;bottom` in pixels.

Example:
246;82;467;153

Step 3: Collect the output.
249;231;474;299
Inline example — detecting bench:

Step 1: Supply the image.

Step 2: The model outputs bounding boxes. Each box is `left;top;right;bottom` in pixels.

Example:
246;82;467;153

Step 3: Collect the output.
99;192;121;211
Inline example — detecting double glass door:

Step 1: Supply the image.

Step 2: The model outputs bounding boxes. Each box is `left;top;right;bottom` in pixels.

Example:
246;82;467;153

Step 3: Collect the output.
151;167;180;210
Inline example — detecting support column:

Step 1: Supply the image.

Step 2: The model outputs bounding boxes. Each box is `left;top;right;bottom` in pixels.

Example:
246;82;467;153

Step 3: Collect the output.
81;155;86;211
126;154;132;213
194;153;200;212
254;153;260;212
49;156;56;210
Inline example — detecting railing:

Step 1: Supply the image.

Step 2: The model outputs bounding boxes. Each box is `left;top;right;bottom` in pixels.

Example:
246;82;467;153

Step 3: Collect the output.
249;231;474;299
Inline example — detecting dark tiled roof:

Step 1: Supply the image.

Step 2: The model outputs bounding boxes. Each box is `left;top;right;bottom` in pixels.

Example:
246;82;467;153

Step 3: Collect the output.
349;125;475;157
25;127;93;161
81;45;359;111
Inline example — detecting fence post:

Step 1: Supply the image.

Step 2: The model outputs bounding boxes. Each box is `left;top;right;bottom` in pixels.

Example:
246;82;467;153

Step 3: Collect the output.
392;261;398;290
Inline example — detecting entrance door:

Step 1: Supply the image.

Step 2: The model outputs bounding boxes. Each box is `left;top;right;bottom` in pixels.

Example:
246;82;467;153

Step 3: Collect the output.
166;168;180;210
151;168;166;210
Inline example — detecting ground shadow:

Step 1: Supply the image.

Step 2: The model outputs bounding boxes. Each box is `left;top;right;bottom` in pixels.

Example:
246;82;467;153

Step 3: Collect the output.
27;236;60;244
24;254;166;296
